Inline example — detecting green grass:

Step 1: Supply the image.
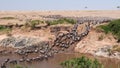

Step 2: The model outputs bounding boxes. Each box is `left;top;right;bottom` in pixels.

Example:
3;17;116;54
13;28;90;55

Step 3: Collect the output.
14;65;23;68
46;18;76;25
97;19;120;42
9;64;34;68
60;56;103;68
30;20;44;24
97;25;110;34
0;25;12;34
29;20;40;29
0;17;16;19
24;20;44;30
23;18;76;29
9;64;23;68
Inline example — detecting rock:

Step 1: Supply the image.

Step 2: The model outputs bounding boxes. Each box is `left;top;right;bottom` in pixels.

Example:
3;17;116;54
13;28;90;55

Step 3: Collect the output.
0;36;42;47
94;46;120;59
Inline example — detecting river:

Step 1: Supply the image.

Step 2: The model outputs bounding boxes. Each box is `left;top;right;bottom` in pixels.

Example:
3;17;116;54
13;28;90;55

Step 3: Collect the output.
0;53;120;68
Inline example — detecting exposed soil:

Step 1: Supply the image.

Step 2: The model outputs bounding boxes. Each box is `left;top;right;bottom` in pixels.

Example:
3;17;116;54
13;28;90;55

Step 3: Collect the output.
75;28;116;53
0;10;120;68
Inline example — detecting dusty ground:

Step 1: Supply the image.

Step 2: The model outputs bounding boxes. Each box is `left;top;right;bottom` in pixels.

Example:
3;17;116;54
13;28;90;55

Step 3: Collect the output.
0;10;120;17
0;10;120;55
0;10;120;68
0;10;120;25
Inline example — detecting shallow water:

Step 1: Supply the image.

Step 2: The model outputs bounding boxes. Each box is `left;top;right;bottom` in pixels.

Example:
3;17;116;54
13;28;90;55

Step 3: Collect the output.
0;53;120;68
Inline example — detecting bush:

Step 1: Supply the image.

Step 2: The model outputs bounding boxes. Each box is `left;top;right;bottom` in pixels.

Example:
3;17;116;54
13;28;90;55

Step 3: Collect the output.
30;20;44;24
0;26;5;30
60;56;103;68
29;20;40;29
63;18;76;24
97;25;110;34
24;20;43;30
97;19;120;42
0;26;12;34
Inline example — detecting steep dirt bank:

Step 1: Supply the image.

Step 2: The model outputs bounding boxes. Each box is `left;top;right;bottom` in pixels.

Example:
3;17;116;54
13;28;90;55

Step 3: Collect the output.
75;28;120;59
0;14;120;68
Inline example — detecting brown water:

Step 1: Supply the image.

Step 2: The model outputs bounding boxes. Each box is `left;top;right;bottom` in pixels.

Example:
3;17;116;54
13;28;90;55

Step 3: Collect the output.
0;53;120;68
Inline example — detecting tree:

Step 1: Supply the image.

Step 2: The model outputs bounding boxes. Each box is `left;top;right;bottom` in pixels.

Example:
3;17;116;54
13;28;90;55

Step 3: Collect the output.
117;6;120;9
61;56;103;68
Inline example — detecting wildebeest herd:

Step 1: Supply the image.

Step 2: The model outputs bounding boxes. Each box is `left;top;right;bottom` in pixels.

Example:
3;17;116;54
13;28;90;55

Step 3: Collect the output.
0;16;115;68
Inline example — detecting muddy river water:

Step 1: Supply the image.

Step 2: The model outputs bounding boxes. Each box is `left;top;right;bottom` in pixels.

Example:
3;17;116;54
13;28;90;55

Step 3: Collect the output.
0;53;120;68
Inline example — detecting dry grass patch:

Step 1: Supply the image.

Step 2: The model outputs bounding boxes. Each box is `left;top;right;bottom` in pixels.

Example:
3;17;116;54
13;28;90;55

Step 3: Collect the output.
98;34;104;41
112;45;120;52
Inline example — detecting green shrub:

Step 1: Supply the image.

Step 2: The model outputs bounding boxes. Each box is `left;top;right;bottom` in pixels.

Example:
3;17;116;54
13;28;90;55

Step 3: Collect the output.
24;20;43;30
63;18;76;24
0;26;12;34
0;26;6;30
97;25;110;34
0;26;11;30
97;19;120;42
60;56;103;68
30;20;40;29
31;20;44;24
